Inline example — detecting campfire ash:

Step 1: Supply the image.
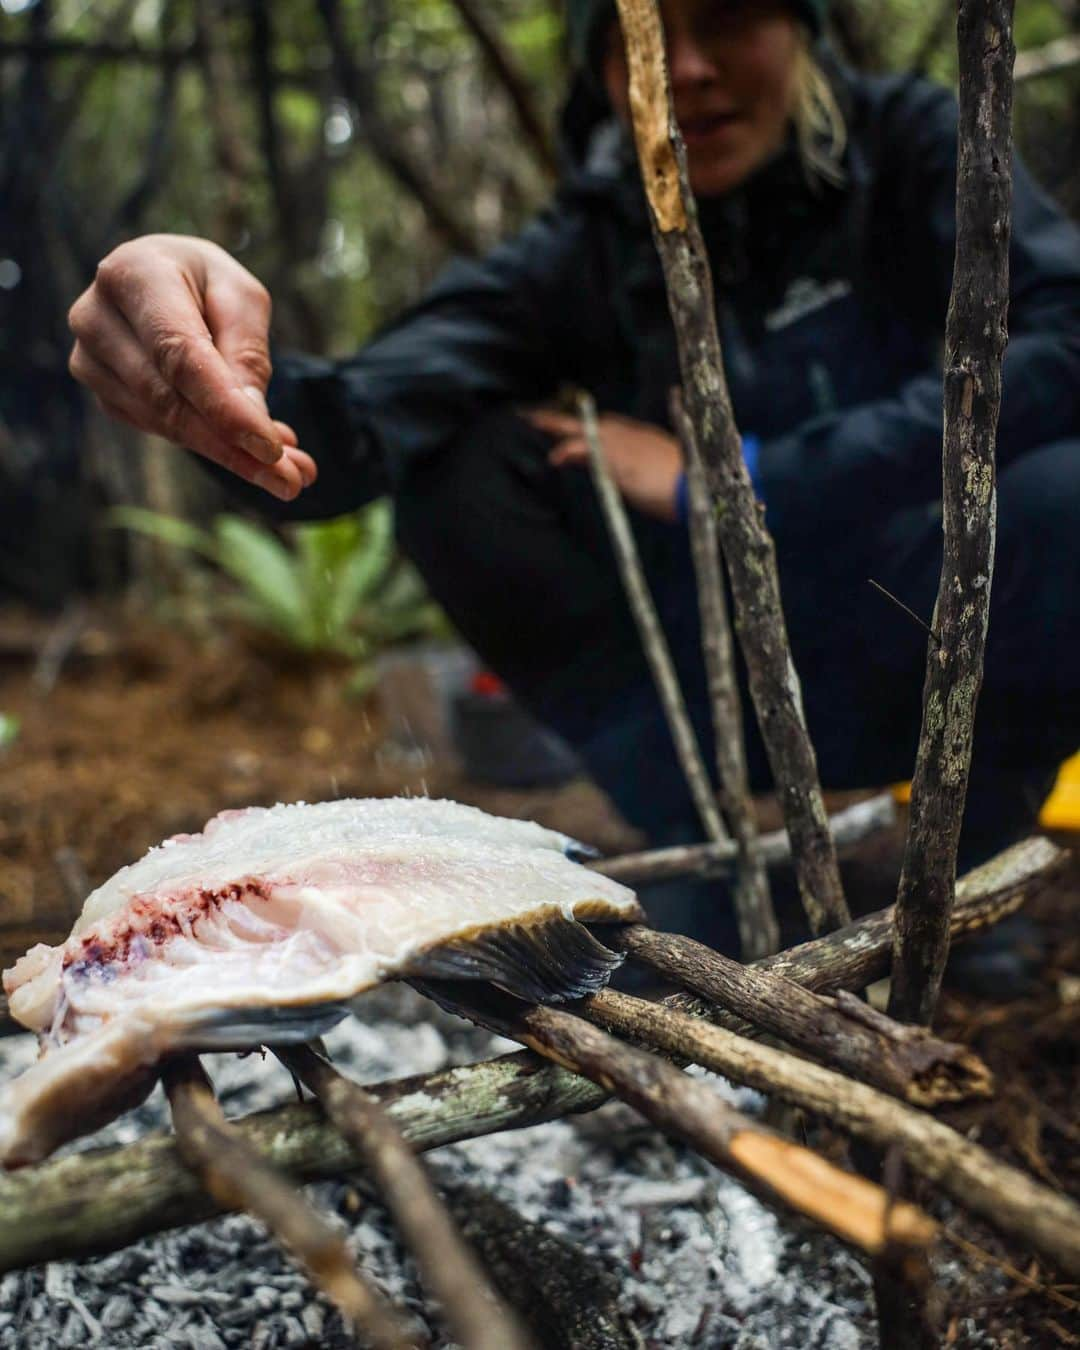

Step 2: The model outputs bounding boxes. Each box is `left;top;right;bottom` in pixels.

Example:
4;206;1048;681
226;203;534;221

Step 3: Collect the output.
0;985;887;1349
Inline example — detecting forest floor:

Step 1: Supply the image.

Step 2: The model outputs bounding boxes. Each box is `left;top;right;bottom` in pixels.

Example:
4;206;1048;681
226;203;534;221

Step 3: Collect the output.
0;603;1076;1348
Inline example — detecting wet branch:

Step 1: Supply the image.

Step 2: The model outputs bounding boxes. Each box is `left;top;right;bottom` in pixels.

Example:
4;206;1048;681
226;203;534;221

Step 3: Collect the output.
162;1056;412;1349
889;0;1016;1028
613;0;849;935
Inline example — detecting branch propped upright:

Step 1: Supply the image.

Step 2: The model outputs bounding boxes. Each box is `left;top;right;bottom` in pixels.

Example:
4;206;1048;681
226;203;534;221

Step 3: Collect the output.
612;0;849;934
889;0;1016;1027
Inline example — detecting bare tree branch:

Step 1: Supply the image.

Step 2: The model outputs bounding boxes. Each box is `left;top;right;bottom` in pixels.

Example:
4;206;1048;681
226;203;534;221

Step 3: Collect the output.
675;388;778;958
612;0;850;935
612;927;993;1106
316;0;479;256
445;0;557;176
579;390;729;846
889;0;1016;1027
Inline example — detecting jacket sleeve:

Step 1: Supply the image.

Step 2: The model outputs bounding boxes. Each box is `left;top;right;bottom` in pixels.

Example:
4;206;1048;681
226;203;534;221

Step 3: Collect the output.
758;78;1080;536
221;205;592;523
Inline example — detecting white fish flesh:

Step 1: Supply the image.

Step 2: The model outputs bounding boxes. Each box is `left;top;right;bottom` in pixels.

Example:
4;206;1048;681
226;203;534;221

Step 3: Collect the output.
0;797;641;1167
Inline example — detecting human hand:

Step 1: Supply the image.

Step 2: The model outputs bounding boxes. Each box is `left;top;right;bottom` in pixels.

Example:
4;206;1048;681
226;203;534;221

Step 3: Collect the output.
526;408;684;522
68;234;316;501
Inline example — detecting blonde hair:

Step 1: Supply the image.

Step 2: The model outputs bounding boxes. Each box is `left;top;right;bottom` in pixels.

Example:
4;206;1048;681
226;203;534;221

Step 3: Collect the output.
792;37;848;188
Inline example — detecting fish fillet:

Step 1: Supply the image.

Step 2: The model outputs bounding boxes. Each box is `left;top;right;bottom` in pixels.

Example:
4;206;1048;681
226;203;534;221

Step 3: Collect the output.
0;797;641;1166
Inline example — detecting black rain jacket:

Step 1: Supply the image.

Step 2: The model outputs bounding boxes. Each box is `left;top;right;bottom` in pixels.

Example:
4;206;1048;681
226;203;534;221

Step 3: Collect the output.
260;64;1080;545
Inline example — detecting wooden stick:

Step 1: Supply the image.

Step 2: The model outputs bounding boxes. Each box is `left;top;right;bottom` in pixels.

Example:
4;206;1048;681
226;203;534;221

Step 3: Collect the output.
582;989;1080;1281
0;837;1061;1272
675;387;778;959
417;983;936;1263
162;1056;414;1350
578;390;728;846
276;1044;534;1350
746;836;1063;996
592;790;895;886
889;0;1016;1028
612;0;849;936
614;926;993;1106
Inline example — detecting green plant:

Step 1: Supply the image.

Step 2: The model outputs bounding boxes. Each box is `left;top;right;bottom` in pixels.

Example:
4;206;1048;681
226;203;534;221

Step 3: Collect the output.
109;501;447;667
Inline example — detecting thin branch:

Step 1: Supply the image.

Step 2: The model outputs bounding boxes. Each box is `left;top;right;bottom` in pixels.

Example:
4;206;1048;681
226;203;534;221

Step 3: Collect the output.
418;983;937;1263
675;388;778;958
316;0;479;256
1015;34;1080;82
612;0;849;935
578;390;729;846
193;0;254;242
162;1056;413;1349
108;33;179;238
889;0;1016;1027
444;0;557;176
612;927;994;1106
0;38;200;65
276;1044;534;1350
582;989;1080;1282
592;790;895;886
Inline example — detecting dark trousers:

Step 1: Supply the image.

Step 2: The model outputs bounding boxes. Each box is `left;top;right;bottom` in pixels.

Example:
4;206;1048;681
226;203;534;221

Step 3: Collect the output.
397;411;1080;878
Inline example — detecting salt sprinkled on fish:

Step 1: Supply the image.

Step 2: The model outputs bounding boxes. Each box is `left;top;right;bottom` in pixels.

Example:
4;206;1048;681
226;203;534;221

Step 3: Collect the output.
0;797;641;1167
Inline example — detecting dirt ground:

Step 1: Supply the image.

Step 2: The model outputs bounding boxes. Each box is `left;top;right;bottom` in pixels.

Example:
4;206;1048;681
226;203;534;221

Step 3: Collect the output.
0;604;1076;1346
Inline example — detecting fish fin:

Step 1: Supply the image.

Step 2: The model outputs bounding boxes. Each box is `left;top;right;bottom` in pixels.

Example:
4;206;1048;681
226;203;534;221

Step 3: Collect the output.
405;914;622;1004
178;1003;350;1050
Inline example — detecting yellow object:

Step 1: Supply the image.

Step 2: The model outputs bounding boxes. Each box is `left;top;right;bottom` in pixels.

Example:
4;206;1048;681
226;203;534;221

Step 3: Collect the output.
1039;751;1080;831
890;751;1080;832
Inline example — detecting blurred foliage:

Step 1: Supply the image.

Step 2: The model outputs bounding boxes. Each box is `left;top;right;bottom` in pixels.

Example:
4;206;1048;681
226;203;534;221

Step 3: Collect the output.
0;0;1076;611
109;502;449;679
1;0;1071;360
0;713;20;750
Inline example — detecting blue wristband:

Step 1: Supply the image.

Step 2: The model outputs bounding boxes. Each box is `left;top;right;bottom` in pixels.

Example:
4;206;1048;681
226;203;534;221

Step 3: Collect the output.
675;433;764;528
674;470;691;526
741;434;763;499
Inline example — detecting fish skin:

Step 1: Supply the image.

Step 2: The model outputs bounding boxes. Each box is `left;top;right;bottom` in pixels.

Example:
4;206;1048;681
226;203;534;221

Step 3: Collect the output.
0;797;641;1167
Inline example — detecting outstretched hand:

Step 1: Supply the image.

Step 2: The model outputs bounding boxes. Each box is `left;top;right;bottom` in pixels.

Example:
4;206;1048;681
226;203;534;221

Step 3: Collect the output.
526;409;684;522
68;234;316;501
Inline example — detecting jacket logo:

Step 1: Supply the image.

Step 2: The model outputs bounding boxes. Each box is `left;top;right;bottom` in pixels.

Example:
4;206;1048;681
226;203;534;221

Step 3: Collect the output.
764;276;853;332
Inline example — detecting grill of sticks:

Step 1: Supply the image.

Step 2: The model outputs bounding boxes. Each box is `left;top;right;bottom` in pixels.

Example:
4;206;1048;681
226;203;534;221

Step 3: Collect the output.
2;4;1071;1346
0;830;1076;1348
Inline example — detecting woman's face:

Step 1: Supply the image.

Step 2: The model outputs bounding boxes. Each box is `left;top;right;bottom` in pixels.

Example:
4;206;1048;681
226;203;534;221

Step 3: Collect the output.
602;0;801;198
